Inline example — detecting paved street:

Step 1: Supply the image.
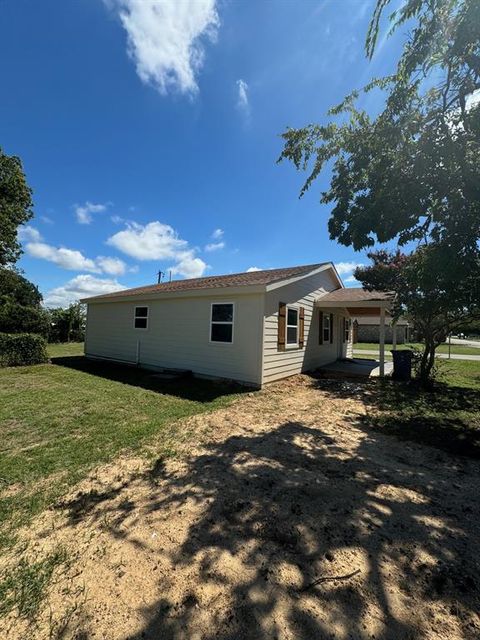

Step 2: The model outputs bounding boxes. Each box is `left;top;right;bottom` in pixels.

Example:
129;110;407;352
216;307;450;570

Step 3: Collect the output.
353;349;480;362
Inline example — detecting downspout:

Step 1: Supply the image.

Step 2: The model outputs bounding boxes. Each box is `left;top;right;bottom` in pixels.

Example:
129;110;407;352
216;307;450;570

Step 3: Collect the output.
136;339;140;366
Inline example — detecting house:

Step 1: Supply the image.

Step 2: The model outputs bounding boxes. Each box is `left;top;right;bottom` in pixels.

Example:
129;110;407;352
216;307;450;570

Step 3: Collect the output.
353;315;409;344
81;263;392;388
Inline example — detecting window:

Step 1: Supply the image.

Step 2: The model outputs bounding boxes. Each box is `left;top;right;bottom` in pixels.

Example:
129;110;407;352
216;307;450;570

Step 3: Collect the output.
344;318;350;342
323;313;331;343
286;306;299;346
134;306;148;329
211;303;234;343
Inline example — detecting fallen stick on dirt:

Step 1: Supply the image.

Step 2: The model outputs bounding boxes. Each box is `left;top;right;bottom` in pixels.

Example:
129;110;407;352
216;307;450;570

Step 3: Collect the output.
299;569;361;592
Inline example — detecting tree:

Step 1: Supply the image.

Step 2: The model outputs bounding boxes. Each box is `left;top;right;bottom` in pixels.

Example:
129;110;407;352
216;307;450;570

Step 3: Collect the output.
48;303;86;343
0;148;34;266
355;246;480;386
0;267;42;307
0;268;49;336
278;0;480;384
279;0;480;254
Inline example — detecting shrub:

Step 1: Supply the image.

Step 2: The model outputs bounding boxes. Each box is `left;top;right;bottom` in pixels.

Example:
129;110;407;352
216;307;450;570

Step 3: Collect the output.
0;333;48;367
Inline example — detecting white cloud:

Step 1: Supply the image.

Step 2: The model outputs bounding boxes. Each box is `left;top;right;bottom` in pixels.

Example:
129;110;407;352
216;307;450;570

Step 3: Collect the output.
466;88;480;111
344;274;361;284
107;220;207;279
107;221;188;261
246;266;261;272
44;275;126;307
211;228;224;240
96;256;127;276
205;241;225;252
18;225;43;242
26;242;99;272
169;251;207;279
26;240;131;276
106;0;219;95
236;79;250;117
111;214;124;224
40;215;53;225
75;201;108;224
335;261;364;276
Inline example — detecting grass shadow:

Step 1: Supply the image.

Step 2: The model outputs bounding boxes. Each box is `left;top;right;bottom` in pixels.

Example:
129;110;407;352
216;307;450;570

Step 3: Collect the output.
307;374;480;459
50;355;249;403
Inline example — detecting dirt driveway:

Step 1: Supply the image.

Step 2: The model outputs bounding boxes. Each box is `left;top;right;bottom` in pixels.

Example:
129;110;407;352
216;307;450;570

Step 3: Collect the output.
3;375;480;639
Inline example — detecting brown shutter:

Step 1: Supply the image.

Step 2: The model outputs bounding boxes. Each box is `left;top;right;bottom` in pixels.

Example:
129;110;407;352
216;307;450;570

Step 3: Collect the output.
330;313;334;344
278;302;286;351
343;318;346;343
299;307;305;348
319;310;323;345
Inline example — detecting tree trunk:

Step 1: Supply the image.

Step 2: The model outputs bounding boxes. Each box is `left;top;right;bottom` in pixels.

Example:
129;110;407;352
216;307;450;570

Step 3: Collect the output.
418;337;437;388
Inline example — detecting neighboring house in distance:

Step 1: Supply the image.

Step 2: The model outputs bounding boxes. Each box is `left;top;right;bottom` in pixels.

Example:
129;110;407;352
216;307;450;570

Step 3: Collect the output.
81;263;392;388
353;315;409;344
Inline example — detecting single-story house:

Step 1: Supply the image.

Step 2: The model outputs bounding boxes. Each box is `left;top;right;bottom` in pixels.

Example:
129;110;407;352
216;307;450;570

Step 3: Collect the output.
353;315;409;344
81;263;392;388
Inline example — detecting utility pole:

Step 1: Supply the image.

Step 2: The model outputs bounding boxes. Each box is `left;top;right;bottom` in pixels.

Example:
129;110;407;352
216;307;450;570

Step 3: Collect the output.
157;270;163;284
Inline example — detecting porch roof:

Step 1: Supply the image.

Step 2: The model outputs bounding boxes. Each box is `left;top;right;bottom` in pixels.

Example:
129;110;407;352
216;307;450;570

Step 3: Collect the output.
315;287;393;314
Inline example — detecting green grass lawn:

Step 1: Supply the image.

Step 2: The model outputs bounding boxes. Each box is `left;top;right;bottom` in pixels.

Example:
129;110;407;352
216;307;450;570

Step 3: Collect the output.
0;343;243;550
364;360;480;457
353;341;480;356
46;341;85;357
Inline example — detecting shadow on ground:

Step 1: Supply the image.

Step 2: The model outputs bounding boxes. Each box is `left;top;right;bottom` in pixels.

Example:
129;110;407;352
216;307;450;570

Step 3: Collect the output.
59;378;479;639
50;355;248;403
342;376;480;459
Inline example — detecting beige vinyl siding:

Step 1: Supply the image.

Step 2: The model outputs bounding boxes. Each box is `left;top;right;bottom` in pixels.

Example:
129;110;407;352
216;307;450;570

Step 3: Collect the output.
85;293;264;386
262;271;349;384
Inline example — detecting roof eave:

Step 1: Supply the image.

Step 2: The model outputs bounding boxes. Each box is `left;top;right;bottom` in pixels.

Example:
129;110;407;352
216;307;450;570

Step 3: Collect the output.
80;282;268;304
265;263;340;292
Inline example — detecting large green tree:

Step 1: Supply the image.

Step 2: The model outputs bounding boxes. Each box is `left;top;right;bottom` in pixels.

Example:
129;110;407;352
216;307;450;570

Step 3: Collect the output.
355;247;479;385
279;0;480;254
279;0;480;384
0;268;49;337
0;147;34;267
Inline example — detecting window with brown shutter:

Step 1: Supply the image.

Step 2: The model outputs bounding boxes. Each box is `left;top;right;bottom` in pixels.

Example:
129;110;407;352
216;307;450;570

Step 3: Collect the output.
299;307;305;348
278;302;286;351
330;313;334;343
319;310;324;345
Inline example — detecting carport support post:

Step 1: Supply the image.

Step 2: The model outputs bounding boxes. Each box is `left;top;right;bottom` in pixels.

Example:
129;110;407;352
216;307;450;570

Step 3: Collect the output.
379;307;386;377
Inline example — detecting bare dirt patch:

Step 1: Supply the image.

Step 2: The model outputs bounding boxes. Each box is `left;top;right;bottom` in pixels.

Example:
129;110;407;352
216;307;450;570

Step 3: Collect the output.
1;376;479;639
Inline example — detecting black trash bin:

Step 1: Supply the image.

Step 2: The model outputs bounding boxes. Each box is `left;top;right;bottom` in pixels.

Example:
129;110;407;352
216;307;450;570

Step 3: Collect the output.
391;349;413;381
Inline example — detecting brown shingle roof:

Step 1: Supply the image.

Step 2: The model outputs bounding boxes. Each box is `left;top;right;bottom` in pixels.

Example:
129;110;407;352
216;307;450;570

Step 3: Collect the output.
319;287;394;303
83;262;329;302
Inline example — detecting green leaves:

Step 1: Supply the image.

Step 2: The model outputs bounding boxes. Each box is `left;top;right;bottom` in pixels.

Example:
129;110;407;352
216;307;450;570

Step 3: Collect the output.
0;149;34;267
279;0;480;254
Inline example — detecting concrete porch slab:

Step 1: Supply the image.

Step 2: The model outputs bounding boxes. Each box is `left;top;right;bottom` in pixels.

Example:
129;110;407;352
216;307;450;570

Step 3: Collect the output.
316;358;394;379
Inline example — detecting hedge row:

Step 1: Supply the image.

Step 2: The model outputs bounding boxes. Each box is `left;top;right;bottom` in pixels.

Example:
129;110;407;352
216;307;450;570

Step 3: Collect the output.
0;333;48;367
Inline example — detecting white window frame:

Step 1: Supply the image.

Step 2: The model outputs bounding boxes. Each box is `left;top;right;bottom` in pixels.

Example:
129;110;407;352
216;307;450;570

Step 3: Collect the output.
323;313;331;343
286;305;299;348
210;302;234;345
344;317;350;342
134;305;149;330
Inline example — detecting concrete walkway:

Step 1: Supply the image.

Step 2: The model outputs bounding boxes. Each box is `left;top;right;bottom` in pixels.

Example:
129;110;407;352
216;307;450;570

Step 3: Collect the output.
353;349;480;362
450;338;480;348
319;358;394;378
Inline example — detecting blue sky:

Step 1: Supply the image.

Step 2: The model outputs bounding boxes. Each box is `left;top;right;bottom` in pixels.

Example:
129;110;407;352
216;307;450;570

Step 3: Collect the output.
1;0;404;306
